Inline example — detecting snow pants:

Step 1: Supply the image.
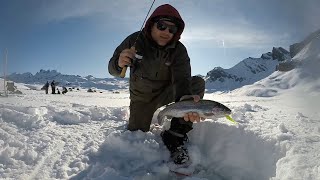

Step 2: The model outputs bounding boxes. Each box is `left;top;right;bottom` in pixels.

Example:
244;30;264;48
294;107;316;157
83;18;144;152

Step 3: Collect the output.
128;76;205;132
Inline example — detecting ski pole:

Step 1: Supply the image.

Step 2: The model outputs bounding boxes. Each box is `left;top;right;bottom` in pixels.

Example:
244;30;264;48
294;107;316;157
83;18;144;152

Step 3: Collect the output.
119;0;156;78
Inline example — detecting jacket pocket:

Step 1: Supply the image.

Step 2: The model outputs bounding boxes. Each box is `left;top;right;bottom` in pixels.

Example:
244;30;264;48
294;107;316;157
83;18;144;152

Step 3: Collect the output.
130;77;153;102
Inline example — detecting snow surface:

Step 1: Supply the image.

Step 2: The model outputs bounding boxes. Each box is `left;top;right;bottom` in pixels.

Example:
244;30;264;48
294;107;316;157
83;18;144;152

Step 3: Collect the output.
1;33;320;180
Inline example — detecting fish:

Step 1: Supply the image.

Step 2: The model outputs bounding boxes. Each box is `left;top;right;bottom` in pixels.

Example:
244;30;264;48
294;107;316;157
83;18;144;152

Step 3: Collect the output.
157;99;234;125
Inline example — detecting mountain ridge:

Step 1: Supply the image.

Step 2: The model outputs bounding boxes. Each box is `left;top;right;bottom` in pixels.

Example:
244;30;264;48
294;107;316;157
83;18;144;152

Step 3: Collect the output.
2;47;293;92
205;47;290;92
6;69;129;91
5;29;318;92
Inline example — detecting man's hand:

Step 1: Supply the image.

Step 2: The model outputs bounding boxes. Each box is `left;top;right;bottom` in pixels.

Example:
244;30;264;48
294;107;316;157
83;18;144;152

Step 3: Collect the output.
118;47;136;68
180;95;205;122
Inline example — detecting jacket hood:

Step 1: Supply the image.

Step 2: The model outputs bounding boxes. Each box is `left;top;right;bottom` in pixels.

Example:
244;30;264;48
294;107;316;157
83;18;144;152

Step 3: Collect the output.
144;4;185;42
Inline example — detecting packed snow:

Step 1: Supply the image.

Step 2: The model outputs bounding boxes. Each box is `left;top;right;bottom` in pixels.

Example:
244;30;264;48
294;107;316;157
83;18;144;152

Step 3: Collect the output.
1;35;320;180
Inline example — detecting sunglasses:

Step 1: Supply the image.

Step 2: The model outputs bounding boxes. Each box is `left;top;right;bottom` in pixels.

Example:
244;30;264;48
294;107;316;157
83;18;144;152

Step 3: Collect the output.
156;21;178;34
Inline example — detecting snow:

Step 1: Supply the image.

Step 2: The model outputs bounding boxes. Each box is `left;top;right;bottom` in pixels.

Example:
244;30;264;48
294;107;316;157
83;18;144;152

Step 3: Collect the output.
2;81;319;180
1;33;320;180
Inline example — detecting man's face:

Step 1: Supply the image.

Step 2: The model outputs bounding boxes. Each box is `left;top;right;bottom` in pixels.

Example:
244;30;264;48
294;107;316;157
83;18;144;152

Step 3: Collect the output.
151;20;177;46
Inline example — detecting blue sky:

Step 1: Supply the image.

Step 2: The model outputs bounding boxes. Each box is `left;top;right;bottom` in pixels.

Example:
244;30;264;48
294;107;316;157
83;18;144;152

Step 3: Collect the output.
0;0;319;78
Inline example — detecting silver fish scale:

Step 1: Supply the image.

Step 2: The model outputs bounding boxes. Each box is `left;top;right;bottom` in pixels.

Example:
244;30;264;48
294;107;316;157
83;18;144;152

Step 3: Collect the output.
157;100;231;125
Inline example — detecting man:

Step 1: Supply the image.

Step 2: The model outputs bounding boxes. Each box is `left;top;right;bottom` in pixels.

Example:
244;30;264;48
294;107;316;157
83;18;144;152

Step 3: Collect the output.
51;80;56;94
43;81;49;94
108;4;205;164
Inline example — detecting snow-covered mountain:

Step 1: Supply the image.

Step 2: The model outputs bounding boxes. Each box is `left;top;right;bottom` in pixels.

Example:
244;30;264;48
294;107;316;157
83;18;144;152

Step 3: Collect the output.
205;47;291;92
4;30;317;94
6;48;289;93
6;69;128;91
234;29;320;97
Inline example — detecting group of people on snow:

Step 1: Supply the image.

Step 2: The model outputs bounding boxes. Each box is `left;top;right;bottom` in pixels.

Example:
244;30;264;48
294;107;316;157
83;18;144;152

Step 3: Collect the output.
42;80;68;95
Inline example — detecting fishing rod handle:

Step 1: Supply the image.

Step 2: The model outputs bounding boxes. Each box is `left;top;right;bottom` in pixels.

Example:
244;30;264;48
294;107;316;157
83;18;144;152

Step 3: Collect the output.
119;46;136;78
120;66;127;78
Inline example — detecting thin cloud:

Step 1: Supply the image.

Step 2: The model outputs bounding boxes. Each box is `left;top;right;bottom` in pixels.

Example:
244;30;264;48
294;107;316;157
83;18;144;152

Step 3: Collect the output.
181;23;292;49
173;1;292;48
5;0;317;48
34;0;151;23
177;0;319;49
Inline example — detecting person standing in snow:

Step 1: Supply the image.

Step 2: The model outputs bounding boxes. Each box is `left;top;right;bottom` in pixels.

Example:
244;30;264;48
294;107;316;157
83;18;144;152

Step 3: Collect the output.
43;81;49;94
108;4;205;165
51;80;56;94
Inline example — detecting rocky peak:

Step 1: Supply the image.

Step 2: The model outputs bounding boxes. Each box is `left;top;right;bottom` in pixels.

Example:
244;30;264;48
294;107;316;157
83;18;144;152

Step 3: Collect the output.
272;47;290;61
261;52;272;60
36;69;61;77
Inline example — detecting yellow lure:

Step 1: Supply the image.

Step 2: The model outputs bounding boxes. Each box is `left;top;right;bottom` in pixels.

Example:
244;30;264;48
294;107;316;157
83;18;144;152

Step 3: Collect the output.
225;115;237;124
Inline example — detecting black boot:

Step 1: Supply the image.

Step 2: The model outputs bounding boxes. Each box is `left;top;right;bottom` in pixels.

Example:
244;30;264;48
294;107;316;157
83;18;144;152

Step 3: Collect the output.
161;118;193;164
161;130;190;164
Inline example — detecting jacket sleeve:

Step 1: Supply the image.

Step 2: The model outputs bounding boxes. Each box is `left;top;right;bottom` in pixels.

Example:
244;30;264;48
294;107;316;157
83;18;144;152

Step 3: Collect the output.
108;32;139;77
171;42;192;102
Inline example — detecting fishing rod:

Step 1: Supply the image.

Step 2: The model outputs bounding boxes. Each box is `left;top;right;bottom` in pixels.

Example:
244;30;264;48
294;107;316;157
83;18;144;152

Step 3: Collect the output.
119;0;156;78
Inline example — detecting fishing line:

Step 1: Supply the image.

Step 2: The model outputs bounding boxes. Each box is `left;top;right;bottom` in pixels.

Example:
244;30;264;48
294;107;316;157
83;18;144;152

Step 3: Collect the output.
133;0;156;47
120;0;156;78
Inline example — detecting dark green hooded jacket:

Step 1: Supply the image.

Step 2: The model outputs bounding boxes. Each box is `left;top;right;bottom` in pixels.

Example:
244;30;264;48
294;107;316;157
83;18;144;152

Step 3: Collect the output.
108;4;192;102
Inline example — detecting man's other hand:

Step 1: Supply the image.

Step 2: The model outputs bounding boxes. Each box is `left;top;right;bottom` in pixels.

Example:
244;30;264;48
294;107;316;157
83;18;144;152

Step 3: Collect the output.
180;95;205;122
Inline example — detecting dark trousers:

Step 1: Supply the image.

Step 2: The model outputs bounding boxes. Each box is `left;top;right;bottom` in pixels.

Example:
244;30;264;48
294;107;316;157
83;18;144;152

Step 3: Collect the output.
51;86;55;94
128;76;205;132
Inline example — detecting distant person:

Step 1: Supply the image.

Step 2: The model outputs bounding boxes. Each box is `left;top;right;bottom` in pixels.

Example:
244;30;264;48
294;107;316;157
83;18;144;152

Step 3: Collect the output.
43;81;49;94
62;87;68;94
51;80;56;94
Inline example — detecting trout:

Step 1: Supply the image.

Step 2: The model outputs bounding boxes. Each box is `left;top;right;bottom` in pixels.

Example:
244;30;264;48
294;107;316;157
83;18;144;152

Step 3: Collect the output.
157;99;233;125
